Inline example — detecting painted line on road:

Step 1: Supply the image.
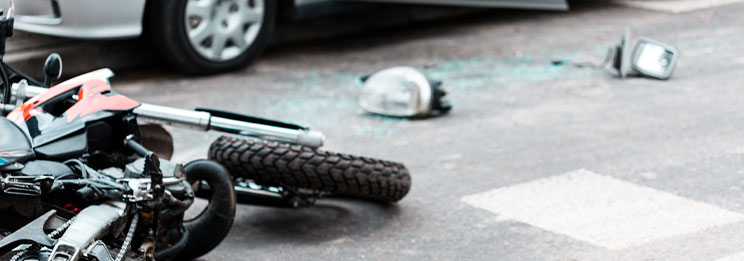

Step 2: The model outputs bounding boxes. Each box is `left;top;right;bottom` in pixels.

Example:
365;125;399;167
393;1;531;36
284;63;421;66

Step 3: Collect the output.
714;251;744;261
461;169;744;250
614;0;744;13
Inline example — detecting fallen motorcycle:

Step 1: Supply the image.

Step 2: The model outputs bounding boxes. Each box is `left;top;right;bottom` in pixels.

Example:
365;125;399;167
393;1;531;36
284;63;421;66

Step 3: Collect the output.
0;1;411;260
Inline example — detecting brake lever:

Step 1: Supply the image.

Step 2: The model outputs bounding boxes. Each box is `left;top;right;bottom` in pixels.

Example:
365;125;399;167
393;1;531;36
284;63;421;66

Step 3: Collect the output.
0;175;55;196
1;176;43;196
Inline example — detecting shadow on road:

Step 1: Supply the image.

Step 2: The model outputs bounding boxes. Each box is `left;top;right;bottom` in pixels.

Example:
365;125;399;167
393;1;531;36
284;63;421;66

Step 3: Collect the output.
260;1;613;57
225;198;403;247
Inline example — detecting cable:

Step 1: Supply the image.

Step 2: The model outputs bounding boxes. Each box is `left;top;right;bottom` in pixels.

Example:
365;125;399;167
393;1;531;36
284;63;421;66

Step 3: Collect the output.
0;62;11;115
63;159;89;179
552;47;614;70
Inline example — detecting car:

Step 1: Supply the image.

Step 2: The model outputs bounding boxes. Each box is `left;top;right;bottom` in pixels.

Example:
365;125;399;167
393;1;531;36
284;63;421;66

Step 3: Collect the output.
1;0;568;74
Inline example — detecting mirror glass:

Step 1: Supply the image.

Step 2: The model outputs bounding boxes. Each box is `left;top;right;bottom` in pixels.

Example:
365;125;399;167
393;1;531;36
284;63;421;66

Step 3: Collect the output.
631;38;678;79
634;42;674;76
44;53;62;79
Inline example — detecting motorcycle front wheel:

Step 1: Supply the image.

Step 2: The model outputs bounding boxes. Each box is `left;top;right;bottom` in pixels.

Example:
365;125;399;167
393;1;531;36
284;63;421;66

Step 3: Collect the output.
208;136;411;202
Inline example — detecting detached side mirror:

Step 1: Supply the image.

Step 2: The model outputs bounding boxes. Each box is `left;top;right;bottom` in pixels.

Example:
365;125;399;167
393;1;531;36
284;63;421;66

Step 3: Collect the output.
612;28;679;80
43;53;62;87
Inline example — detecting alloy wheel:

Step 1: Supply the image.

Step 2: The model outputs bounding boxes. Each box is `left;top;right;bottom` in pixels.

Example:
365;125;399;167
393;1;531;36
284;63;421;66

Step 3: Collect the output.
184;0;264;62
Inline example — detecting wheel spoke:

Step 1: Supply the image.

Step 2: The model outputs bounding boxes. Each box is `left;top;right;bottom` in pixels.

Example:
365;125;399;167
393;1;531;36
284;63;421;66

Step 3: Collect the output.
212;34;229;59
241;8;263;23
189;23;214;44
186;0;214;19
230;29;248;49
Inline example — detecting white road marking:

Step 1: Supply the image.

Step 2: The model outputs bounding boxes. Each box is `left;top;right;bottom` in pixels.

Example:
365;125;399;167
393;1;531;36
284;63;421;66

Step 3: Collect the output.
714;252;744;261
461;169;744;250
614;0;744;13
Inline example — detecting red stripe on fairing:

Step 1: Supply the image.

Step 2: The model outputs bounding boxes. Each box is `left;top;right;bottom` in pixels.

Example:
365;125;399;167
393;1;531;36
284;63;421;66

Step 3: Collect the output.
6;69;139;123
64;79;139;122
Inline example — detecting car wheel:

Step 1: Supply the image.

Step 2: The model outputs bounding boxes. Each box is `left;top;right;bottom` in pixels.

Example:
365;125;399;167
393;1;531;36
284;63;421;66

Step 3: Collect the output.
147;0;276;74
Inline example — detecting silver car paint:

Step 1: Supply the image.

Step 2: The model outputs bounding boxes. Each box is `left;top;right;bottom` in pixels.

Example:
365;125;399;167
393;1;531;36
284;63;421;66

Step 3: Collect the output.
344;0;568;10
2;0;567;39
0;0;146;39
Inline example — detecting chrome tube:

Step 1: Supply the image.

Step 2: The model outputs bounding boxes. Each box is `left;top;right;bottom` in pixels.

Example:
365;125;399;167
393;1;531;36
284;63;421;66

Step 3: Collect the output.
135;103;324;147
1;83;47;113
209;117;324;147
133;103;211;131
9;82;46;102
0;103;12;113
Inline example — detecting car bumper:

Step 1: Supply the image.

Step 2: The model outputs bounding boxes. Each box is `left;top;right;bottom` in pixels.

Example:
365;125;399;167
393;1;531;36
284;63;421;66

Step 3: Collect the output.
0;0;146;39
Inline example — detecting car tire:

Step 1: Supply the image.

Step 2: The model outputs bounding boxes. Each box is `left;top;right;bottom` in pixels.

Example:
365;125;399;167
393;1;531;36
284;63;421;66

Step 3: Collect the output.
146;0;276;75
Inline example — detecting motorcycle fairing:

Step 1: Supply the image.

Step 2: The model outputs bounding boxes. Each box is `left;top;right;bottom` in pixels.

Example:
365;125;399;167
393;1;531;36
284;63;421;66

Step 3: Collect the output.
0;116;33;166
6;69;140;149
0;116;30;152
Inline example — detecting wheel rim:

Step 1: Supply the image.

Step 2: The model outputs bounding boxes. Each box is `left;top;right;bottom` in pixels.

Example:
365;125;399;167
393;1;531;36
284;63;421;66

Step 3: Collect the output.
184;0;264;62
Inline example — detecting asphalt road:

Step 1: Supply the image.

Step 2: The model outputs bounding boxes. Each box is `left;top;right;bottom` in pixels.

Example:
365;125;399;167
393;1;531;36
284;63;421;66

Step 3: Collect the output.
110;1;744;260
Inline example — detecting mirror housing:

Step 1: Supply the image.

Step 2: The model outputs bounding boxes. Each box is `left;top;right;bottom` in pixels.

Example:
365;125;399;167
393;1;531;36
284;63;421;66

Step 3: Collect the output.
43;53;62;87
612;28;679;80
613;27;632;79
630;37;679;80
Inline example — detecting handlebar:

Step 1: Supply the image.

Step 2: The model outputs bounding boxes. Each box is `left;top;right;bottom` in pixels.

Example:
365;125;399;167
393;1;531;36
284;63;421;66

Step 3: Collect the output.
1;83;325;148
0;81;45;106
134;103;324;147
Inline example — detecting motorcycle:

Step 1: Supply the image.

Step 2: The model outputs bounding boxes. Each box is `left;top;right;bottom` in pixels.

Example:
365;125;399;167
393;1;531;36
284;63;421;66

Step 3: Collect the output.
0;1;411;260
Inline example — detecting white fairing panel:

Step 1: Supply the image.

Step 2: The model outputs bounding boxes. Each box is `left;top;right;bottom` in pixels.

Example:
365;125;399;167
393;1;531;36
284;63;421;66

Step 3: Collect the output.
0;0;146;39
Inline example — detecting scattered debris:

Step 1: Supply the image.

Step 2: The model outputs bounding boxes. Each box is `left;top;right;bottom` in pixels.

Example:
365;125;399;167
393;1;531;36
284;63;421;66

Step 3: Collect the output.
557;28;679;80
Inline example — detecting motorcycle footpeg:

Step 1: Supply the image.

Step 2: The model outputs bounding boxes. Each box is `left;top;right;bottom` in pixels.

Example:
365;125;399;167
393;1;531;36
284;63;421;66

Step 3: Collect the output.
0;210;56;254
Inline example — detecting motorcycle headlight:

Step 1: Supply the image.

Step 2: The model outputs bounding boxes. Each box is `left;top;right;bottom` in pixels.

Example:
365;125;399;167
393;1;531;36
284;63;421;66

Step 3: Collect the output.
359;66;451;118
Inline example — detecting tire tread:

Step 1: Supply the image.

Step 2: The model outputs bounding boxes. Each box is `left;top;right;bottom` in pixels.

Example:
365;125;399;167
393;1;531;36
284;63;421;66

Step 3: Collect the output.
208;136;411;202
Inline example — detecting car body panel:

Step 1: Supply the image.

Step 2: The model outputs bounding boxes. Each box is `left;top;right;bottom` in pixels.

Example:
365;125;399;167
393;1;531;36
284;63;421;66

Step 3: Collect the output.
343;0;568;10
0;0;146;39
2;0;567;39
